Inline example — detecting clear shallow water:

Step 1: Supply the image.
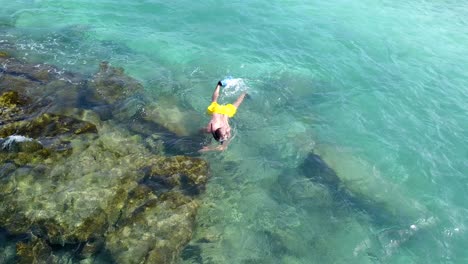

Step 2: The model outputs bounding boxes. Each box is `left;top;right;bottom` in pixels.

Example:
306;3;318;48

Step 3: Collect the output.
1;0;468;263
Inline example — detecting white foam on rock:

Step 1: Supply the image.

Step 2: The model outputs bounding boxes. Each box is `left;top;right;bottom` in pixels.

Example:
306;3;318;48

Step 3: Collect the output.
1;135;34;150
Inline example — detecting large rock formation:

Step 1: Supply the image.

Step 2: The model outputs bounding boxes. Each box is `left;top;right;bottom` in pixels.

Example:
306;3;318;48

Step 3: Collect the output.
0;51;209;263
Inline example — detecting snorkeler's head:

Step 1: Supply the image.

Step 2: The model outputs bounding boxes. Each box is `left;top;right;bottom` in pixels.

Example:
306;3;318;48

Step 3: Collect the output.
211;125;226;144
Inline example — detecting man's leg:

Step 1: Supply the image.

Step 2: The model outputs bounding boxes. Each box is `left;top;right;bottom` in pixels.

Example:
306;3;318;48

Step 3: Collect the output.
212;83;221;102
232;92;247;108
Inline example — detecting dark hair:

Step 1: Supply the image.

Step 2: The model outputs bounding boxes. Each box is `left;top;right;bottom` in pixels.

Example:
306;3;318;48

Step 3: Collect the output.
212;128;222;141
211;125;224;144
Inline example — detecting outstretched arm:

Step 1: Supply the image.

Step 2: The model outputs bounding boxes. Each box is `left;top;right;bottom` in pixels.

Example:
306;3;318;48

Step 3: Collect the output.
212;82;222;102
232;92;247;108
199;144;226;152
199;137;231;153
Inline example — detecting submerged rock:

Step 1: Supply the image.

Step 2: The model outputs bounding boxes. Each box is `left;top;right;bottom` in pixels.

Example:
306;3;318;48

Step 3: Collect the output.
104;155;209;263
299;150;436;260
86;61;144;105
0;90;32;124
145;156;209;193
300;152;402;225
0;52;211;263
16;236;54;264
0;135;42;152
0;74;41;101
0;126;210;262
0;135;59;168
141;96;202;137
0;113;97;139
0;90;29;108
106;189;200;264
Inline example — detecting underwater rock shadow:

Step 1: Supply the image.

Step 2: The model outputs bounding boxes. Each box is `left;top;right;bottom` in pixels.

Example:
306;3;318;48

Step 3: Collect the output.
286;152;436;260
298;153;396;226
260;150;438;262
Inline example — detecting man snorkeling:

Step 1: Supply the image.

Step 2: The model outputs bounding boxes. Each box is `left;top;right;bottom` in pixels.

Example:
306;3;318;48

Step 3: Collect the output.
199;78;247;152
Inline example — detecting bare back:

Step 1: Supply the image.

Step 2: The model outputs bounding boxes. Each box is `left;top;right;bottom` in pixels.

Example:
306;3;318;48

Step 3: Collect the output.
206;113;230;133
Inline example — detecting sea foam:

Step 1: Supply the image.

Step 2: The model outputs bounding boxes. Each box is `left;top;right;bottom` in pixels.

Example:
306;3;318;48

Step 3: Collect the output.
1;135;34;150
222;78;249;97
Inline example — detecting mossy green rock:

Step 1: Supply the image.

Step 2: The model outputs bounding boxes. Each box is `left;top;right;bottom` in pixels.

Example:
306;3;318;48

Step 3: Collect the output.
87;61;144;105
0;90;32;123
0;53;210;263
0;90;28;108
0;113;97;138
146;155;210;195
0;138;43;153
0;148;56;167
16;236;54;264
105;189;200;264
103;155;209;264
0;124;210;263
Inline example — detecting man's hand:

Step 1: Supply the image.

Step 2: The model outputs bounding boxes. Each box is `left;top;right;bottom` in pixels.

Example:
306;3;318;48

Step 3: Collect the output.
199;146;212;153
199;145;226;153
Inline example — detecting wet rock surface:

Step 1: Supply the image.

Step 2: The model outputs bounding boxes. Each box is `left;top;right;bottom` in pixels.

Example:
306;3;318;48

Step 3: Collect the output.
0;51;209;263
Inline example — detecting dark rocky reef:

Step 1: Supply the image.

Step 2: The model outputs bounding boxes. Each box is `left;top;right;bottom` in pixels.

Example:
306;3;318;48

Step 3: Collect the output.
0;51;209;263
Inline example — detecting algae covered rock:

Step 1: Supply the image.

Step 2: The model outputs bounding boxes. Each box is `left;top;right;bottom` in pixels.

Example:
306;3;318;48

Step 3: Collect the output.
105;190;200;264
104;155;209;264
0;113;97;139
0;52;211;264
0;90;32;124
0;135;43;153
0;135;60;168
0;124;210;263
16;236;54;264
0;51;8;58
0;90;29;108
87;61;144;104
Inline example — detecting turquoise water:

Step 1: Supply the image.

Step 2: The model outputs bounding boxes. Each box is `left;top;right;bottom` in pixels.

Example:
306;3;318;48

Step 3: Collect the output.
1;0;468;263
